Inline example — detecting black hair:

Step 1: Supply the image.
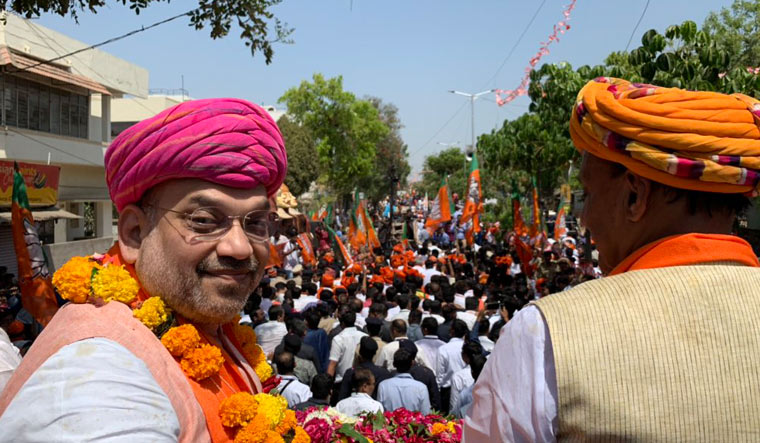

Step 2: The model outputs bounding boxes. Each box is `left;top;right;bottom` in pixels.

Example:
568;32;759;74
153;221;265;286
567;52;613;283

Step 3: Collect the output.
393;349;413;373
464;296;478;311
396;293;410;310
421;317;438;335
408;309;422;325
352;367;375;393
450;319;469;338
311;373;333;399
275;351;295;374
268;305;284;321
391;319;407;335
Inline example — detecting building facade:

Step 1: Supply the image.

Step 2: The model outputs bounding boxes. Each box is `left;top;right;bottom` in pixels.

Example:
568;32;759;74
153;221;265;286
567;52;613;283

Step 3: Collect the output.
0;13;148;274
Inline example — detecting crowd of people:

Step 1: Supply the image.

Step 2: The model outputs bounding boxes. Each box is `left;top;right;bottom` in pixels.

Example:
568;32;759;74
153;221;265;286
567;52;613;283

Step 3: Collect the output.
3;77;760;441
234;212;596;420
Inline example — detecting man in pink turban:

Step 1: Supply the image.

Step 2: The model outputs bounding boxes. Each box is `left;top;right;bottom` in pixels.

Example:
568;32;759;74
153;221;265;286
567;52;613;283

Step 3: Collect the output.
0;99;288;441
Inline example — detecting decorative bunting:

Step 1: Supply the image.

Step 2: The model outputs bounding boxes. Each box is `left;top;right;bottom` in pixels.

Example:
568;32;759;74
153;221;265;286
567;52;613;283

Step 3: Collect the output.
495;0;577;106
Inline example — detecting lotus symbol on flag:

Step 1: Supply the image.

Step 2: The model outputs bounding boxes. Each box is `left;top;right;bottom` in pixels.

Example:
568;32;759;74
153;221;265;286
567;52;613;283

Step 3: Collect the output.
468;175;480;205
23;218;50;280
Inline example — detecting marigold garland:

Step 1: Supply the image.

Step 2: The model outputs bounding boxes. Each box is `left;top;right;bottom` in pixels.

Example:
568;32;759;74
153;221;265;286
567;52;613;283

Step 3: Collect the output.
219;392;259;428
275;409;297;435
91;264;140;304
431;422;448;435
291;427;311;443
52;256;101;303
234;419;270;443
254;360;273;382
180;344;225;381
161;324;201;358
132;297;171;331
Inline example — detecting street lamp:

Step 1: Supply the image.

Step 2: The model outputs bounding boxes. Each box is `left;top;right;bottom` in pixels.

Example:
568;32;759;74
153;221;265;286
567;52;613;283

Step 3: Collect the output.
448;89;495;155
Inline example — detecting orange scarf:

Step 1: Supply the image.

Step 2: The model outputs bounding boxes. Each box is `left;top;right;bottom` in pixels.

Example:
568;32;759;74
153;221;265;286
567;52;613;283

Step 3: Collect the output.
104;244;258;442
610;233;759;276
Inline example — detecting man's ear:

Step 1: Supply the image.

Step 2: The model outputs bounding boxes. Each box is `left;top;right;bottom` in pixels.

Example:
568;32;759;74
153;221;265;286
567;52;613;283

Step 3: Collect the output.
623;171;652;223
117;204;153;264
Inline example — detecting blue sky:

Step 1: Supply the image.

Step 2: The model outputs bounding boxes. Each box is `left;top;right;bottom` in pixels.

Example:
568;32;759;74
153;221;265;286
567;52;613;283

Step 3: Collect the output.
36;0;734;174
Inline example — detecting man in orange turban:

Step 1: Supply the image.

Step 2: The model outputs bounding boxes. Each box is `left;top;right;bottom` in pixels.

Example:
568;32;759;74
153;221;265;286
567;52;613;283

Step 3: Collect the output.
467;79;760;441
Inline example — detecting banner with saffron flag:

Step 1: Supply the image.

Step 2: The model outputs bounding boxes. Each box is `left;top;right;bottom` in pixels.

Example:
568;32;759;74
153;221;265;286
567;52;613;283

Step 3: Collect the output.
10;162;58;326
460;152;482;225
426;177;452;232
296;233;316;266
511;182;529;236
359;202;381;250
529;177;541;238
326;225;353;267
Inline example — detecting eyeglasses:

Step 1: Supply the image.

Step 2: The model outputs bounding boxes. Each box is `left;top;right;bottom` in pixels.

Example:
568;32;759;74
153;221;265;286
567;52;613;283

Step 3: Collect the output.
147;205;278;243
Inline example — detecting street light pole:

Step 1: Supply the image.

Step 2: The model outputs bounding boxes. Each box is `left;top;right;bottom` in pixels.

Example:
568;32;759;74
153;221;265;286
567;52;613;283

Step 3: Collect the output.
448;89;495;154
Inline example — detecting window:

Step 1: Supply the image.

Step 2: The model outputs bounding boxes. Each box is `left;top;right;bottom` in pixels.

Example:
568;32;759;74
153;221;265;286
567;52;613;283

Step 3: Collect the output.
0;74;89;139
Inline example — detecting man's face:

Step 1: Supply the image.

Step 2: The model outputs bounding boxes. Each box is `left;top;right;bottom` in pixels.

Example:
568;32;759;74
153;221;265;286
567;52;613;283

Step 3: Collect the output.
134;179;270;324
579;152;627;274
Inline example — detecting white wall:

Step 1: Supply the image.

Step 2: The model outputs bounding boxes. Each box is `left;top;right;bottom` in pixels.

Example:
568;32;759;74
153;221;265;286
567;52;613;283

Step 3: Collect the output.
0;13;149;97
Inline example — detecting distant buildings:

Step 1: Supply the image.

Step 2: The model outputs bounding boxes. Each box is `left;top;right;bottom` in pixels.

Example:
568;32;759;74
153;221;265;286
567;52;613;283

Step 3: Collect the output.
0;13;147;273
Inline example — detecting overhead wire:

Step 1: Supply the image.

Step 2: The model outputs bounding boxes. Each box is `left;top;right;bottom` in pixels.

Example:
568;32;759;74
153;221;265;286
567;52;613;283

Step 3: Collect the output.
6;9;193;74
625;0;651;51
413;1;547;162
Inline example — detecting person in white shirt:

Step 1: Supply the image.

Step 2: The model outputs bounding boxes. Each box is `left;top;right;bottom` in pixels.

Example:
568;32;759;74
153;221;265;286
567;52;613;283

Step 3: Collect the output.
275;351;313;408
327;311;368;385
336;367;384;417
415;318;445;374
456;297;479;330
436;319;468;414
421;259;442;286
375;320;426;371
0;326;21;392
450;341;483;416
254;305;288;358
453;281;468;309
390;294;411;325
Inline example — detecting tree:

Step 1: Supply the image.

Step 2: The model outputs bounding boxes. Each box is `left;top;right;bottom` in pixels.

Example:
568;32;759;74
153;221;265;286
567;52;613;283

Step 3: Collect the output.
277;115;318;197
359;97;411;204
279;74;389;199
704;0;760;71
418;147;467;200
3;0;293;64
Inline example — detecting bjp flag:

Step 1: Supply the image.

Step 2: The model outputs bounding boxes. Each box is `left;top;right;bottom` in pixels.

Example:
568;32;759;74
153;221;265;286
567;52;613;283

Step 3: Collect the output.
425;177;452;232
460;152;482;224
296;233;316;266
11;162;58;326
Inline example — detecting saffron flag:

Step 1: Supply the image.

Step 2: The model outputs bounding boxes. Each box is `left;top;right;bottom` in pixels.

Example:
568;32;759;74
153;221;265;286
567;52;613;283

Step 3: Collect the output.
266;242;284;268
296;233;316;266
326;225;353;266
511;183;529;236
425;177;452;232
460;152;482;225
10;162;58;326
529;177;541;238
513;236;534;277
348;209;367;252
359;203;381;250
554;200;567;241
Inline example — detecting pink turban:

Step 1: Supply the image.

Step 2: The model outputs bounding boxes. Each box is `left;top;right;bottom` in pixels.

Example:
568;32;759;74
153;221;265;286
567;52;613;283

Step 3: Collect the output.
105;98;287;211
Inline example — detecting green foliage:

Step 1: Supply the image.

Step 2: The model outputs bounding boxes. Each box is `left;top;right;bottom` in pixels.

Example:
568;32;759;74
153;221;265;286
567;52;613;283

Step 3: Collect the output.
358;97;411;204
279;74;389;199
277;115;318;196
476;3;760;218
418;147;467;199
2;0;292;64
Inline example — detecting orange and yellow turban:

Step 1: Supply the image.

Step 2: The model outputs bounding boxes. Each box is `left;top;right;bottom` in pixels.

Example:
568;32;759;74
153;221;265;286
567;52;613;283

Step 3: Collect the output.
571;77;760;196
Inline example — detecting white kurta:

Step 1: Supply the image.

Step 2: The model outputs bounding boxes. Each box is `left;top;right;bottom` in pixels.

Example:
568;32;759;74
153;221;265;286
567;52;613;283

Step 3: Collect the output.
463;306;558;442
0;328;21;393
0;337;180;442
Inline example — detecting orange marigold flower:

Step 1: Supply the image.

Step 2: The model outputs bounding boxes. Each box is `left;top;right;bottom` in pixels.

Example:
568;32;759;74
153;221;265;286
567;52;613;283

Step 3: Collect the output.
274;409;296;434
180;344;224;381
431;422;448;435
292;427;311;443
262;431;284;443
219;392;258;428
252;393;287;429
133;297;171;331
161;324;201;358
52;256;101;303
233;418;269;443
233;323;257;346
